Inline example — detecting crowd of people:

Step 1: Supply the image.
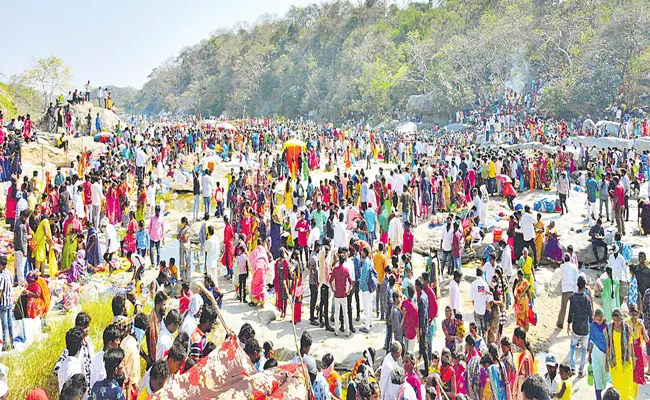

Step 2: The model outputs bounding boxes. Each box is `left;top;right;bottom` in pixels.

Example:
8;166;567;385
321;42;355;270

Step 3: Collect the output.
0;94;649;400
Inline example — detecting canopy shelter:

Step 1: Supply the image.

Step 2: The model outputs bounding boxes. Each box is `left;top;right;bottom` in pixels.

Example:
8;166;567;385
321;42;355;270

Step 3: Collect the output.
283;139;306;179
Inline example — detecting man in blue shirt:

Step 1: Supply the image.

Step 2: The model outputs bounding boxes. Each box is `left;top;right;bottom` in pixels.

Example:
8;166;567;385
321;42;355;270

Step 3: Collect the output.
364;206;377;247
585;171;598;226
359;248;373;333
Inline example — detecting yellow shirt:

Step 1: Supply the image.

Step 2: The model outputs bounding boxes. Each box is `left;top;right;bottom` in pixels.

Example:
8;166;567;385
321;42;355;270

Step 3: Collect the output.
489;161;497;178
374;252;388;284
558;378;572;400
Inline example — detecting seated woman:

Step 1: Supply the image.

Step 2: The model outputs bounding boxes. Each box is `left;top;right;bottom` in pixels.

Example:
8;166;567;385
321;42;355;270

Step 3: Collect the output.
23;271;51;320
57;249;87;284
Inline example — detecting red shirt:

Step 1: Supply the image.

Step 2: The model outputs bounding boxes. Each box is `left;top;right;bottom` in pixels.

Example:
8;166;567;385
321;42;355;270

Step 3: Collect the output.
401;298;419;340
402;230;414;254
330;264;352;299
296;219;310;247
83;181;92;205
613;183;625;207
425;286;438;319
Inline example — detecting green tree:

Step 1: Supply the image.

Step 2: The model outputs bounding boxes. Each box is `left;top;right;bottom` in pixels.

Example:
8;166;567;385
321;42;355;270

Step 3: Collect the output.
21;56;73;107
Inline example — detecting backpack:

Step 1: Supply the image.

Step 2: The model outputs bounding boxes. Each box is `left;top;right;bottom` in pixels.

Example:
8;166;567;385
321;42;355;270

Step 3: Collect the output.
367;266;378;293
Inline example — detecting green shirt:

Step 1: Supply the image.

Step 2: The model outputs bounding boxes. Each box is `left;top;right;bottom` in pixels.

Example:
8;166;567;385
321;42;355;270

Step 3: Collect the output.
310;210;327;232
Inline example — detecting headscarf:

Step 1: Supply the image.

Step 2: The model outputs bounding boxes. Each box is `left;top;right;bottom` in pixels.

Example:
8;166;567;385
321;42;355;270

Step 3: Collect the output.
63;209;82;234
188;294;204;317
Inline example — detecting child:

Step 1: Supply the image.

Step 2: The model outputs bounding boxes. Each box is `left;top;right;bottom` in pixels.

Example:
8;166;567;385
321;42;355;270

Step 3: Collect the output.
554;363;572;400
136;220;149;258
167;257;179;297
179;283;193;314
203;275;223;309
455;313;465;351
430;351;440;375
236;244;249;302
452;350;467;395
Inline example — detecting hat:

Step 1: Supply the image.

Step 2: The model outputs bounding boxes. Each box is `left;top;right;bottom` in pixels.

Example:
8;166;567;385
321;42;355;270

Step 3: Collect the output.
16;191;23;199
545;354;558;366
303;355;317;375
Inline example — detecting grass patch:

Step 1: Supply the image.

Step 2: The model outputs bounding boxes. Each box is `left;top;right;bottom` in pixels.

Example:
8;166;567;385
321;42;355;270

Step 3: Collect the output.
1;296;115;400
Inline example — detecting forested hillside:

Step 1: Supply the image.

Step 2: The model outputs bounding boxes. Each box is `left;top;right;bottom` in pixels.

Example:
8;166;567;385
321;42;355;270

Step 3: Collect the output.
122;0;650;122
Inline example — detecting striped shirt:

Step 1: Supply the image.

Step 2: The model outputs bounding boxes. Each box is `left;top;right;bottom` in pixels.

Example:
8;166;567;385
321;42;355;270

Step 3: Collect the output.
189;327;207;361
0;270;13;307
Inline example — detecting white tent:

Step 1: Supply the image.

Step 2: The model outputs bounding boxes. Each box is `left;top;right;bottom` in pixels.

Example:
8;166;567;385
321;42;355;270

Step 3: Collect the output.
396;122;417;135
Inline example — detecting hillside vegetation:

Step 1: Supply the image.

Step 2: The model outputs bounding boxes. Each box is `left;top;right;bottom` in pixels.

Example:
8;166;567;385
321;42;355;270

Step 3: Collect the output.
120;0;650;121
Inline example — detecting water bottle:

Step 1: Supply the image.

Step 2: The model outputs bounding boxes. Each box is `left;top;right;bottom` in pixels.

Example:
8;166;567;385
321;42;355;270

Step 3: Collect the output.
587;364;594;386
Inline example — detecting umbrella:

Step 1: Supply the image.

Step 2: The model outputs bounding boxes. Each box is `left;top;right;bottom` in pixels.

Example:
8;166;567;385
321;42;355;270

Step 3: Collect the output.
283;138;307;149
496;174;512;183
93;133;114;143
216;122;237;132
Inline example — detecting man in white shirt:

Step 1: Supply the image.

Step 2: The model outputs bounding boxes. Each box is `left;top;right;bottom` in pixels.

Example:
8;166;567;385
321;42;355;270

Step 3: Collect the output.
104;221;120;271
394;170;405;196
380;341;402;400
449;270;463;316
520;205;537;267
609;245;629;306
90;178;104;230
135;146;147;183
483;253;497;284
543;354;561;397
90;324;123;389
388;212;403;250
469;268;490;337
440;217;454;276
201;170;213;215
332;213;348;250
155;310;181;361
307;219;320;251
58;328;84;392
556;254;578;329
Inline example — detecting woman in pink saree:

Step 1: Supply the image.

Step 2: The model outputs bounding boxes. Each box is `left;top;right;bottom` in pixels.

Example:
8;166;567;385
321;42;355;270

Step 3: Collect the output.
248;239;271;306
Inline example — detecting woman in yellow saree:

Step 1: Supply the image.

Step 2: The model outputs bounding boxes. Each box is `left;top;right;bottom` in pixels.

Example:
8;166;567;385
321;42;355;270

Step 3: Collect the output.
284;179;293;211
606;308;634;400
533;214;545;265
517;247;536;300
442;178;451;212
33;211;55;276
513;269;531;332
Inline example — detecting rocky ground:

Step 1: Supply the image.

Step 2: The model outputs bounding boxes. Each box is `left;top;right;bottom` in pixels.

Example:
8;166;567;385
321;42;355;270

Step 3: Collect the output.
8;133;650;397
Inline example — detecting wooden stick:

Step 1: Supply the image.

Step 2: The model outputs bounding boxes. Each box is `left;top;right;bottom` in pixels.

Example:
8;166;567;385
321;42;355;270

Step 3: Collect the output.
195;281;229;332
284;281;312;395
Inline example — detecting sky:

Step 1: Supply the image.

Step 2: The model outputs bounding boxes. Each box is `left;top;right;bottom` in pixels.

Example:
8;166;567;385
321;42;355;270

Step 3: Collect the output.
2;0;322;90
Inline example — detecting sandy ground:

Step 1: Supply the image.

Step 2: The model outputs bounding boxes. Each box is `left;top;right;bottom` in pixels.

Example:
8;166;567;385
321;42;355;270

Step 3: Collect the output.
9;136;650;397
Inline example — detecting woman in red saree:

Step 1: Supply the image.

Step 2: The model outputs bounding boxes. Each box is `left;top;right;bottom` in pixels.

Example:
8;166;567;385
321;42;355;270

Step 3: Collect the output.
124;211;138;256
106;183;117;224
24;271;51;319
289;250;303;323
248;239;270;306
221;216;235;279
